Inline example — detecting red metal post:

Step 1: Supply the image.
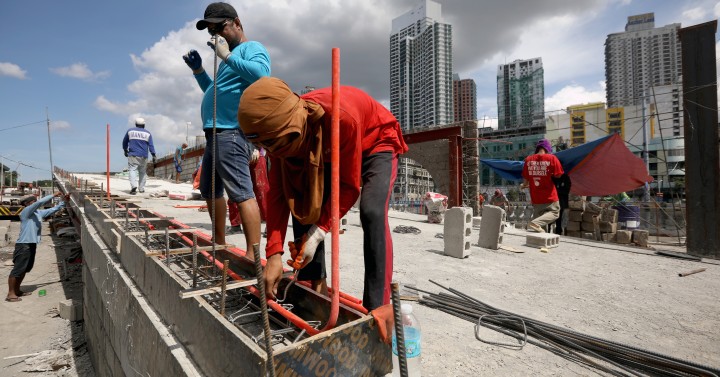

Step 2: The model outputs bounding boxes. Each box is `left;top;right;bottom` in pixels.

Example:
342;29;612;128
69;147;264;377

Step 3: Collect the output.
106;124;111;200
322;47;341;331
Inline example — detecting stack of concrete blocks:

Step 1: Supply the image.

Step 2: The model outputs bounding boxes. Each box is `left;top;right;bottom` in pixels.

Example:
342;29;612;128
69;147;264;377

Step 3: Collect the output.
443;207;473;258
581;203;601;240
477;205;506;250
599;207;619;242
566;195;620;242
0;220;10;247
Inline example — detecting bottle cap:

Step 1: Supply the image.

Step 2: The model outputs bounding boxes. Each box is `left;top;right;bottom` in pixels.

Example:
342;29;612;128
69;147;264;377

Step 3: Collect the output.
401;303;413;314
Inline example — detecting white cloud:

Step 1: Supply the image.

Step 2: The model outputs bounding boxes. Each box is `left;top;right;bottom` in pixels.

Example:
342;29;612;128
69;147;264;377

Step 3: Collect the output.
545;82;606;112
715;2;720;18
681;7;707;22
0;62;27;79
50;63;110;81
50;120;71;131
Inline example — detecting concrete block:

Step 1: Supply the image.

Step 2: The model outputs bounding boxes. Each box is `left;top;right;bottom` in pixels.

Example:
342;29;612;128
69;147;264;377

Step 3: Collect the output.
58;299;83;321
581;212;598;222
581;221;598;232
568;210;583;222
566;221;581;231
566;230;582;238
340;217;348;231
632;230;649;247
569;194;585;202
472;216;482;228
569;200;585;210
585;201;602;214
599;222;617;233
601;208;618;223
444;207;473;258
602;232;617;242
582;232;595;240
526;233;560;248
477;205;506;250
616;230;632;244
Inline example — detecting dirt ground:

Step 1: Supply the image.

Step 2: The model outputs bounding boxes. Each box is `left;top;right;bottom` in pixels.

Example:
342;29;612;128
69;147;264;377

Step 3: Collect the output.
7;173;720;376
0;218;95;376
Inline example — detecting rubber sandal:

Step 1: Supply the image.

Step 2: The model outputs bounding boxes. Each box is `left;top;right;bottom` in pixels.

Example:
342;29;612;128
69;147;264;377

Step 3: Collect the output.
5;297;22;302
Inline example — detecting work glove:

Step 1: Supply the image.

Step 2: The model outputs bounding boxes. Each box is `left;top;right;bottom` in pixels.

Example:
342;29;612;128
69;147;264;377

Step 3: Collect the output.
152;154;157;164
207;35;231;61
182;50;202;71
370;304;394;344
287;225;326;270
250;149;260;165
124;150;129;157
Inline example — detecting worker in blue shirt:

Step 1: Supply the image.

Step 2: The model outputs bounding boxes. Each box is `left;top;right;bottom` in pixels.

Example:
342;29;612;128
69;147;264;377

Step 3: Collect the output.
174;143;188;183
122;117;156;195
6;192;68;302
182;2;270;251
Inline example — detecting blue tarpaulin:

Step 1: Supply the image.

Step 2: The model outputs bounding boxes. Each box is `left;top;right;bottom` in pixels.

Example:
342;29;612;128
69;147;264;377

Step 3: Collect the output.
480;134;653;196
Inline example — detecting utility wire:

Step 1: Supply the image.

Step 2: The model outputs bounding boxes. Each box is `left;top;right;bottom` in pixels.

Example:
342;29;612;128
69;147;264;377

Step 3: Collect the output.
0;120;45;133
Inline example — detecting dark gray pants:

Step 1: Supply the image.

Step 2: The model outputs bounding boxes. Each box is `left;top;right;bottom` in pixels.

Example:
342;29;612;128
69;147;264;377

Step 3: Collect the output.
294;152;397;311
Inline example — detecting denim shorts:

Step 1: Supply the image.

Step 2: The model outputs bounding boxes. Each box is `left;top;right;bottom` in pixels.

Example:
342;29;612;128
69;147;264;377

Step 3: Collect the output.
11;243;37;277
200;129;255;203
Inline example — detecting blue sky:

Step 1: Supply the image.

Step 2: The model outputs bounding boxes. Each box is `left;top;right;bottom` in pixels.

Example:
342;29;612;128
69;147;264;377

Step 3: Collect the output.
1;0;718;182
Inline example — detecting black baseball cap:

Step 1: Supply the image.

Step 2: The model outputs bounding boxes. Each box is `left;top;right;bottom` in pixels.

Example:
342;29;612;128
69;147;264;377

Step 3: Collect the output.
196;2;238;30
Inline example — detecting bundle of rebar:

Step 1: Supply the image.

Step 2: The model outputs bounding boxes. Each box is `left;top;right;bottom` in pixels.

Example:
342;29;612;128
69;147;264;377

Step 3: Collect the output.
412;280;719;377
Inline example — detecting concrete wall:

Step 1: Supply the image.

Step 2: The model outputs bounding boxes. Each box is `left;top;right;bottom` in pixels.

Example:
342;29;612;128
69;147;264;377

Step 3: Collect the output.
80;212;203;376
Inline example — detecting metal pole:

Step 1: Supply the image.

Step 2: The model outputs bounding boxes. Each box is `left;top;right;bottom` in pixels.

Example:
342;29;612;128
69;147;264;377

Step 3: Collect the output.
391;282;409;377
641;91;650;203
46;107;54;192
1;157;4;203
252;243;276;377
106;124;111;201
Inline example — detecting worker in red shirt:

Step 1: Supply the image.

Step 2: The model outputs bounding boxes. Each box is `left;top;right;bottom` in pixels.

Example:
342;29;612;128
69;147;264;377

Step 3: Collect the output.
521;139;564;233
238;77;408;311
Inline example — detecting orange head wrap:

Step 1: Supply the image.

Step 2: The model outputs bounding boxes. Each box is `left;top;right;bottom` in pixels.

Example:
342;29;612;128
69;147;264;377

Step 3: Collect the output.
238;77;326;224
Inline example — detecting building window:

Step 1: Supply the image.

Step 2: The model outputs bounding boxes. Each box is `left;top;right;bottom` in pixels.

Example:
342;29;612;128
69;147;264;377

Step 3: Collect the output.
606;108;624;138
571;112;586;145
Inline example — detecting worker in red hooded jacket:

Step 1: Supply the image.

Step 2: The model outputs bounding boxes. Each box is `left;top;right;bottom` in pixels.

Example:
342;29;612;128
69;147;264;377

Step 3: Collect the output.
238;77;408;311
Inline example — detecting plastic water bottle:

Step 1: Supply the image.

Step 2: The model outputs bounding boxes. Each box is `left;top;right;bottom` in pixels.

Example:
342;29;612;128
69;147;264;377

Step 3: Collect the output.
392;303;422;376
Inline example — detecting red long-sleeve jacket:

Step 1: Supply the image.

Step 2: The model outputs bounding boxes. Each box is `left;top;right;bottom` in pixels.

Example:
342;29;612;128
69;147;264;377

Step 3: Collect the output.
264;86;408;258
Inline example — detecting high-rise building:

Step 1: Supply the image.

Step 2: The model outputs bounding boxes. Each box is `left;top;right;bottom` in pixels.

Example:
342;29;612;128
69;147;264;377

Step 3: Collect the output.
453;74;477;122
497;58;545;130
605;13;682;108
390;0;453;131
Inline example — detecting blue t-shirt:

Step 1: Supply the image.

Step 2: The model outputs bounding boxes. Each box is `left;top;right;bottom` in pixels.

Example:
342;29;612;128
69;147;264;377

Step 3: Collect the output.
194;41;271;131
17;195;65;244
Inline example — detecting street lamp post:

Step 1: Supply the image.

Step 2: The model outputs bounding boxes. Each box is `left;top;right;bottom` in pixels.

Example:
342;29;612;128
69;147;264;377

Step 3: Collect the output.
186;122;191;144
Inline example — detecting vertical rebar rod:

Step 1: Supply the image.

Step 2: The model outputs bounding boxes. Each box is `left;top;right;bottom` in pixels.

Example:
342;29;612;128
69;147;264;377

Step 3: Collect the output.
192;233;198;288
220;259;229;316
252;243;276;377
391;282;409;377
136;208;141;226
144;228;149;248
165;228;170;267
